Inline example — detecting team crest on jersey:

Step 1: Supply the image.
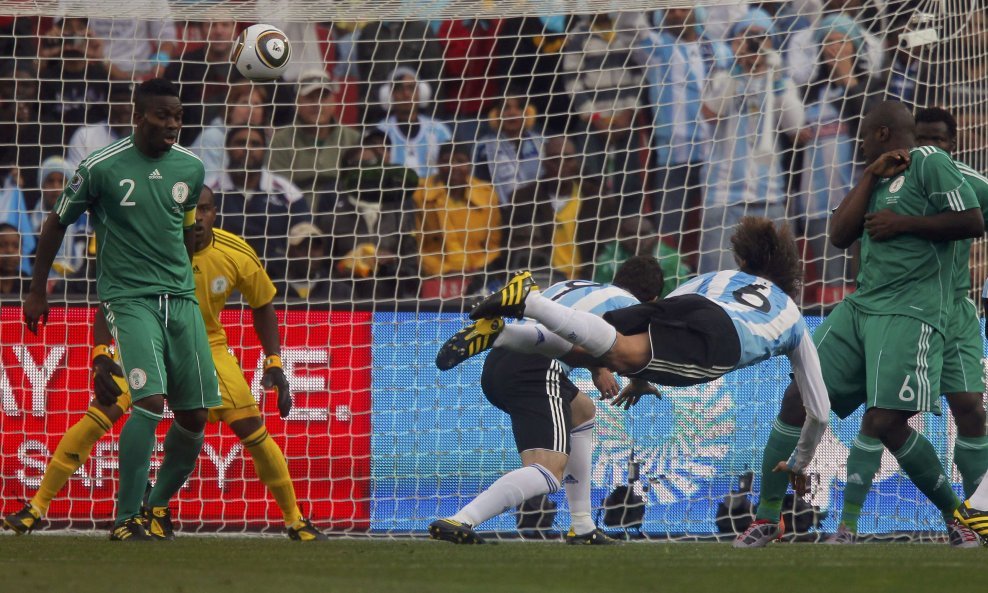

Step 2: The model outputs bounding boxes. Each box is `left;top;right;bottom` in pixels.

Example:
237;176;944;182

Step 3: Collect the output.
889;176;905;193
128;368;147;390
211;276;229;294
172;182;190;204
68;173;83;193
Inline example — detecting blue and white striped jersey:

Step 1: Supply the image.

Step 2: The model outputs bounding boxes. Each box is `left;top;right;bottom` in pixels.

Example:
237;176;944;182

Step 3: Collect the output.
669;270;807;369
529;279;640;374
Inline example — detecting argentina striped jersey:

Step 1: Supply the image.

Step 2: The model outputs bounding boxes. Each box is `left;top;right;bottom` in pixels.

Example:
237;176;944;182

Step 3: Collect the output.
669;270;806;369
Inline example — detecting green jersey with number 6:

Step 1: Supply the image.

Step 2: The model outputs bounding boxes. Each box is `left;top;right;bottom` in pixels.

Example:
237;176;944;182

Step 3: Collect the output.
846;146;979;332
54;135;204;302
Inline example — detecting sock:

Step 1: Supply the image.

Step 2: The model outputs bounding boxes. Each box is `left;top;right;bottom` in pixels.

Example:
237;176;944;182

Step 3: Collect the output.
755;419;801;522
493;323;574;358
893;429;961;515
31;407;113;516
147;421;205;509
116;406;162;524
839;434;884;532
451;463;561;527
523;292;617;358
970;469;988;508
242;425;302;527
563;420;596;535
954;435;988;498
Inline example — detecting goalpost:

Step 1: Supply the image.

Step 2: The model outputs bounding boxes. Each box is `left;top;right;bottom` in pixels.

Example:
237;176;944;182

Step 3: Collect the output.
0;0;985;540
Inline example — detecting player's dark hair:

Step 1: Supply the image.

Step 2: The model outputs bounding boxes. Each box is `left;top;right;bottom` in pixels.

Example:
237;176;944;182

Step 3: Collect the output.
731;217;802;298
915;106;958;141
133;78;180;113
612;255;665;303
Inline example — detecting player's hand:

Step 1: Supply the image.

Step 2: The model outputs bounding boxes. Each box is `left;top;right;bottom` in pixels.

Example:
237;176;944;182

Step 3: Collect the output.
863;208;908;241
610;379;661;410
591;367;620;400
92;354;126;406
865;149;910;178
773;461;809;497
23;291;49;335
262;355;291;418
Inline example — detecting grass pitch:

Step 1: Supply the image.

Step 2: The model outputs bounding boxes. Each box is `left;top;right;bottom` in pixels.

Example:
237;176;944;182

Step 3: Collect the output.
0;535;982;593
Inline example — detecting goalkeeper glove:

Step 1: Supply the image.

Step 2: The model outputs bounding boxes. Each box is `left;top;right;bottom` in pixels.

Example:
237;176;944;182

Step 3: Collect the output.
92;344;127;406
262;354;292;418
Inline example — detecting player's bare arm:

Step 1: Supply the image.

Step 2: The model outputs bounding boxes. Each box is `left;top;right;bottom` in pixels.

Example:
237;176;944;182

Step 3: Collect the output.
831;150;910;249
23;212;69;333
864;207;984;242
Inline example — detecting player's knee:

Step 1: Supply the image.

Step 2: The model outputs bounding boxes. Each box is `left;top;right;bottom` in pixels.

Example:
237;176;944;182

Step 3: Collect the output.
90;399;125;423
861;408;913;446
571;392;596;426
520;450;567;481
133;394;165;416
778;382;806;425
173;408;208;433
946;392;987;437
229;414;264;441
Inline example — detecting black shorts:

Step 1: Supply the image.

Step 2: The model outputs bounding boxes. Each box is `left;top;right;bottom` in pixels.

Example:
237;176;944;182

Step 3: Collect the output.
481;348;579;454
602;294;741;387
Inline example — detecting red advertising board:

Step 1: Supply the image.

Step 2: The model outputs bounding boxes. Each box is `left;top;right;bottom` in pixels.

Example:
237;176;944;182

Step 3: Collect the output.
0;306;372;531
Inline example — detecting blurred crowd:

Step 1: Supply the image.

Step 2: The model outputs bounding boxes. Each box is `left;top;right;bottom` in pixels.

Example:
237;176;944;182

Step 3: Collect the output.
0;0;983;307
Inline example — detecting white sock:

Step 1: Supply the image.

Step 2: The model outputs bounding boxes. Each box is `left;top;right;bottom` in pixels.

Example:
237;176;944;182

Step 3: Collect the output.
564;420;596;535
970;470;988;508
493;323;574;358
450;464;561;527
524;292;617;358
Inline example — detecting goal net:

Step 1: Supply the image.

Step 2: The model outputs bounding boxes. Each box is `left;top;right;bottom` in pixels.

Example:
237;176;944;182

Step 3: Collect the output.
0;0;984;540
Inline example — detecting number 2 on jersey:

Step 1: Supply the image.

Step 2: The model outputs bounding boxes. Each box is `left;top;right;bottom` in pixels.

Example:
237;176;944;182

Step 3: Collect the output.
119;179;136;206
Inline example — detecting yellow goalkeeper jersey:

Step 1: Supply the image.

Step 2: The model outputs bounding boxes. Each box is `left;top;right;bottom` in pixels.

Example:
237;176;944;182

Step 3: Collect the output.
193;228;277;349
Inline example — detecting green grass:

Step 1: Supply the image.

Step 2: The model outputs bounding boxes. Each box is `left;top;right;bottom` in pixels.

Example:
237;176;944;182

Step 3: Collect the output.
0;535;982;593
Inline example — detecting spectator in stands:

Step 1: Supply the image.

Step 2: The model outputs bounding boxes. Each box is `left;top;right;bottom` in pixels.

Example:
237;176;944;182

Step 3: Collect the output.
501;135;604;283
699;8;804;274
269;70;361;212
165;20;243;145
433;19;503;138
30;156;90;281
0;16;36;63
273;222;335;301
354;20;442;123
594;217;692;299
785;0;884;88
0;222;27;296
636;7;731;252
213;126;312;279
376;66;453;179
88;7;177;80
322;144;420;301
475;89;544;206
0;166;33;273
562;13;647;217
796;13;879;306
413;143;501;298
66;83;133;167
0;61;58;205
37;17;110;147
192;83;269;186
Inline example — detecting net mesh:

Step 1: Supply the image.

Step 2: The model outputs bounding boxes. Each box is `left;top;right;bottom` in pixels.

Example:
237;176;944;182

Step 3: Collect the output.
0;0;985;540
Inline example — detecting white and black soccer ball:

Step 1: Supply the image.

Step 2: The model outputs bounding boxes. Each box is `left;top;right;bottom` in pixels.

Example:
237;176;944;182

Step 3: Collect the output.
232;24;292;81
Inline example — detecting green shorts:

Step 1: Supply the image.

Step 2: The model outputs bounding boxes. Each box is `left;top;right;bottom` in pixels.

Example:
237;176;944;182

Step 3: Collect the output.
814;302;943;419
940;297;985;395
102;296;221;411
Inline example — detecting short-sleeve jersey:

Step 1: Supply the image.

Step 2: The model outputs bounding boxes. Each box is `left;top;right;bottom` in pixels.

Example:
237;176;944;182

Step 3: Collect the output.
526;279;640;374
54;136;205;302
953;159;988;298
668;270;807;369
193;228;277;349
846;146;980;331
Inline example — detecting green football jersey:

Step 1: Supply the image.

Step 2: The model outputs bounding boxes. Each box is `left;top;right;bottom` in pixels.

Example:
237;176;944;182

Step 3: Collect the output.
846;146;979;332
953;159;988;298
54;135;204;302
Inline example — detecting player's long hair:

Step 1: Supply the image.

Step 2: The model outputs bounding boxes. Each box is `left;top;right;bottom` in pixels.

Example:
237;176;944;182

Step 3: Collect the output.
731;217;803;298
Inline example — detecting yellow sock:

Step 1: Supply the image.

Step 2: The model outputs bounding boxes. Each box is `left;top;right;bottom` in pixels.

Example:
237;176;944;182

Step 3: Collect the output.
242;425;302;527
31;407;113;515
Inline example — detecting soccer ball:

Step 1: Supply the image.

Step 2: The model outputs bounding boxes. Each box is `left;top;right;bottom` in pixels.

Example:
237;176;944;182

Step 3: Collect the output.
233;24;292;81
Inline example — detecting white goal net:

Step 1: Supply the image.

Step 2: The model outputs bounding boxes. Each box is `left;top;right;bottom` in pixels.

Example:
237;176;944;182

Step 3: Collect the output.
0;0;985;540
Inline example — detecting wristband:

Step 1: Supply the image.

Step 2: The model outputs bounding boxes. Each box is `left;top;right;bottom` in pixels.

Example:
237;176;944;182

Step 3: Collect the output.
263;354;283;371
92;344;113;362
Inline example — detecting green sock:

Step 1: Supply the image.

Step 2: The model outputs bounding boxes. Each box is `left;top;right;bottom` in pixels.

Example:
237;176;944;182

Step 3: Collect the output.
755;418;801;522
954;435;988;498
147;422;205;509
116;406;161;525
840;434;884;532
893;430;961;515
